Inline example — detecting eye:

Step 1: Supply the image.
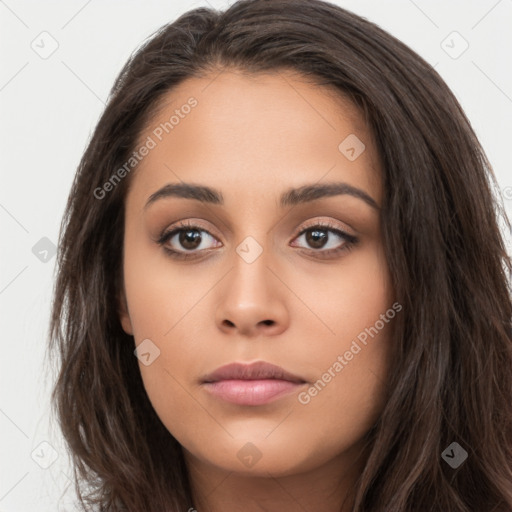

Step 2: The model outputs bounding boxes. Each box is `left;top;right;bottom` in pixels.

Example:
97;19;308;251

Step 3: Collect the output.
291;221;358;258
157;221;221;260
157;220;358;261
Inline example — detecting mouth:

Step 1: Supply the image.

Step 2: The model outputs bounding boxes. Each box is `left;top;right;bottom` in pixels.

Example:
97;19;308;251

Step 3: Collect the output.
201;361;307;406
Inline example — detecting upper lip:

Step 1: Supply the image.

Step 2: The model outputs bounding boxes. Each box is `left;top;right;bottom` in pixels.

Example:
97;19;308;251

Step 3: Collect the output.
202;361;306;384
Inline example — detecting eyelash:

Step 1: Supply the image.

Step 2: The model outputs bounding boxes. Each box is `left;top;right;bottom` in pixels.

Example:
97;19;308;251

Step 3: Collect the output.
156;220;359;261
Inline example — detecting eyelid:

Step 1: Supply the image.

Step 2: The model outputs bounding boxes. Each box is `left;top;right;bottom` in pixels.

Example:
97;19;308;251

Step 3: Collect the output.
158;219;219;238
293;217;356;238
157;219;221;245
159;217;353;242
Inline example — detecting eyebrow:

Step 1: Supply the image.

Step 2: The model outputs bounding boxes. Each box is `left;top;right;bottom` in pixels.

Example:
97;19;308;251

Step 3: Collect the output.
144;181;379;210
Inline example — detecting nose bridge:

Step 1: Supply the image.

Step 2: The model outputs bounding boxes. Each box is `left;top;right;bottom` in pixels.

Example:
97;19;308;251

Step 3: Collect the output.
229;234;274;304
214;231;289;336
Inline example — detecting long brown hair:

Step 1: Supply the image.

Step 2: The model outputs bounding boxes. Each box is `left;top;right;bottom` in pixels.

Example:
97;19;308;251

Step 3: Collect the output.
48;0;512;510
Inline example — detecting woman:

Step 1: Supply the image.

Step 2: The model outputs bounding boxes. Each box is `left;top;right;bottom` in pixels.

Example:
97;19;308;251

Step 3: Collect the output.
48;0;512;510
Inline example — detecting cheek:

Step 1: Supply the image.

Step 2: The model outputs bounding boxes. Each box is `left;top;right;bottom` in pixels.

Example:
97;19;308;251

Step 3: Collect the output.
122;232;210;340
289;256;394;463
290;242;393;364
281;244;394;447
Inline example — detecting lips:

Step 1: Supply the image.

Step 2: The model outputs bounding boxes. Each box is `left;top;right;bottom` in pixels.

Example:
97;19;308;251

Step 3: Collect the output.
202;361;305;384
201;361;307;406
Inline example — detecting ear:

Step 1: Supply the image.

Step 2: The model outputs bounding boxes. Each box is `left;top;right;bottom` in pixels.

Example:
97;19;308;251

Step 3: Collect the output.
118;289;134;336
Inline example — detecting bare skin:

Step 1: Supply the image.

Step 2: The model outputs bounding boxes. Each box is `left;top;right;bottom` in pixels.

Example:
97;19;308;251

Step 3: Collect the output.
119;68;396;511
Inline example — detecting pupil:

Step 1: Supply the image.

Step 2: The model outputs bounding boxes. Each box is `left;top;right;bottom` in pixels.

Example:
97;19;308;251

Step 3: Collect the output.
306;229;327;249
179;229;201;250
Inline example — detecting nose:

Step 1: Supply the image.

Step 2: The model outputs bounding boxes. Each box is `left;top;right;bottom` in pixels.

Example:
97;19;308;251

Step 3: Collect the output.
214;248;290;338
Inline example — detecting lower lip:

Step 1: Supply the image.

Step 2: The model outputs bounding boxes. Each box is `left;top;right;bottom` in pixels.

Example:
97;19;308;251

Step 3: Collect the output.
203;379;305;406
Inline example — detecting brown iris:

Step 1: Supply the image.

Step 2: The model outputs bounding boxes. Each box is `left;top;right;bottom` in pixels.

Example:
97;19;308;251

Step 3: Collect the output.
305;228;328;249
179;229;202;250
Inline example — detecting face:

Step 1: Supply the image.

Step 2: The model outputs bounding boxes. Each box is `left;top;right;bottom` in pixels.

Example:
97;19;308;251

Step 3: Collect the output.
119;69;396;479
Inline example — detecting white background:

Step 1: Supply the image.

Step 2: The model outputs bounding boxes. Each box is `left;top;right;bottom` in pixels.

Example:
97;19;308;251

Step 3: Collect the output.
1;0;511;510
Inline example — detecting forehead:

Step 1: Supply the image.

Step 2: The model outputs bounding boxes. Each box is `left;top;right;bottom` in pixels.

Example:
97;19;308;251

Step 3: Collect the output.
127;69;382;209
